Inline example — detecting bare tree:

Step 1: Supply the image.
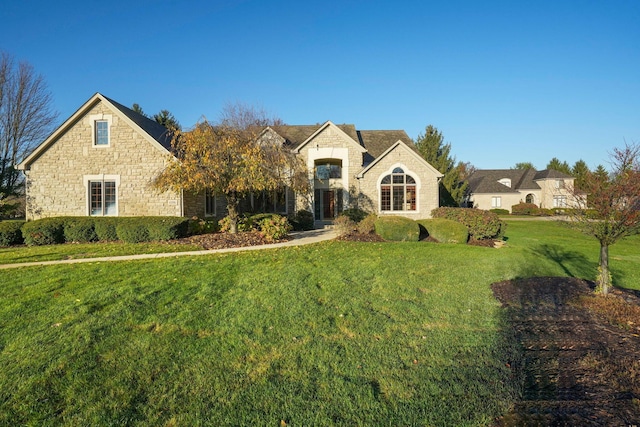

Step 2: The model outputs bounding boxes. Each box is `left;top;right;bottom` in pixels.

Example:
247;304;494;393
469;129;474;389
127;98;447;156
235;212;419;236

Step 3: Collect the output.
567;143;640;296
0;52;58;215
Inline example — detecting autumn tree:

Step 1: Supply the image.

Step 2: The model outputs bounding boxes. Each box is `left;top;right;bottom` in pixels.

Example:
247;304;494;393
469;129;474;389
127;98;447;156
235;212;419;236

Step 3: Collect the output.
153;105;308;233
414;125;467;206
0;52;58;216
568;143;640;296
546;157;572;175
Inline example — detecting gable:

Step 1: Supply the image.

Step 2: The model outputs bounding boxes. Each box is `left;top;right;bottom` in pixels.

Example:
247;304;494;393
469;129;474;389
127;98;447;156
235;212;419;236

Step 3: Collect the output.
357;140;443;179
17;93;173;170
292;121;366;154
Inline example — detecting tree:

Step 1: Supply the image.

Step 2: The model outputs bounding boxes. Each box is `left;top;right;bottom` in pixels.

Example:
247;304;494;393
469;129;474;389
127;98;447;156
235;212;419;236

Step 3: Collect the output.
414;125;467;206
567;143;640;296
0;52;58;216
132;103;181;131
513;162;535;170
546;157;572;175
153;104;309;233
571;159;590;190
153;109;181;131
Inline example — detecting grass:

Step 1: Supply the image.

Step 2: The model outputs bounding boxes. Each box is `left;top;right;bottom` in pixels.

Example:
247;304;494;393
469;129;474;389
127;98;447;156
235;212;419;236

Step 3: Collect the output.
0;220;639;425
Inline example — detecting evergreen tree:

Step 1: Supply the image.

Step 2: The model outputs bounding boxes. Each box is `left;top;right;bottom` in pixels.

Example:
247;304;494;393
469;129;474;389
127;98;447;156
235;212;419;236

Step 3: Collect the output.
571;159;590;190
546;157;572;175
513;162;535;170
414;125;467;206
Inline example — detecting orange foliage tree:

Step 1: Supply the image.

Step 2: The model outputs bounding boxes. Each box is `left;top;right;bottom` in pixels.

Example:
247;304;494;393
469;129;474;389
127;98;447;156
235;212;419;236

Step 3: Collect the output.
154;105;309;233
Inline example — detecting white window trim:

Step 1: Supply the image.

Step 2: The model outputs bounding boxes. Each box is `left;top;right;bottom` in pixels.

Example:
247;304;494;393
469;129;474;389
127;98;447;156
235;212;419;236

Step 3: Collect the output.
89;114;113;147
377;163;421;214
84;174;120;216
491;196;502;208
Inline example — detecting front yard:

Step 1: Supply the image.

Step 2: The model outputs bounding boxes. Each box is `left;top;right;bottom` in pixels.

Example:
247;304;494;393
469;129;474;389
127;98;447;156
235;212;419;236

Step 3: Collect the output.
0;220;638;425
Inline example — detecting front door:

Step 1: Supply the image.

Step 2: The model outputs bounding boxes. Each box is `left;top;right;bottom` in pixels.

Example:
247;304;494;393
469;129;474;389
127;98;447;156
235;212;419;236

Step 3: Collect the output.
322;190;335;219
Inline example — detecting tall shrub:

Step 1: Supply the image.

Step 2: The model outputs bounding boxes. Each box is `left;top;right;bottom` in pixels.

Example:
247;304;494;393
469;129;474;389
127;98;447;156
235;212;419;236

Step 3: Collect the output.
431;207;506;240
374;216;420;242
22;218;66;246
0;221;24;246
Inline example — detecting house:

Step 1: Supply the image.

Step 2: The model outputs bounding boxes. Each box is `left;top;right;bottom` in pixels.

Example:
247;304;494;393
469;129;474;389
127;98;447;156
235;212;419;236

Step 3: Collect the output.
17;93;443;225
464;168;576;212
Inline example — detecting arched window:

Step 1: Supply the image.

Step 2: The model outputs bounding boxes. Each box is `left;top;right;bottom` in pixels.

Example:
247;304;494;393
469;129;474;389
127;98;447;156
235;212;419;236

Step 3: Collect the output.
380;167;416;211
525;193;535;204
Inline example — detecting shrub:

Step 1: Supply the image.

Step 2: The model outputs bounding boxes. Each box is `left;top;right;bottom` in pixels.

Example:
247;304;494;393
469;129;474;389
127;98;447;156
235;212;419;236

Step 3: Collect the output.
334;215;357;236
340;208;368;223
357;213;378;235
0;221;25;246
431;207;506;240
116;219;150;243
511;202;540;216
246;213;279;231
22;218;66;246
490;208;510;216
374;216;420;242
218;215;252;233
188;218;219;235
94;217;119;241
290;210;315;231
63;217;97;243
417;218;468;244
259;215;291;242
146;217;189;240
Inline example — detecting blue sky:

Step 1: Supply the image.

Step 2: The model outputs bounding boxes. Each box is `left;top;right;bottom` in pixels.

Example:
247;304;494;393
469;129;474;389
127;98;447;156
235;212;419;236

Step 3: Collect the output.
2;0;639;169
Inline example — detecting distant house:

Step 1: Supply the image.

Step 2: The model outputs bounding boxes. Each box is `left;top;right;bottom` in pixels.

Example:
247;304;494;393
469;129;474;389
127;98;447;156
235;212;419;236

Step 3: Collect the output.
464;168;576;212
17;93;443;225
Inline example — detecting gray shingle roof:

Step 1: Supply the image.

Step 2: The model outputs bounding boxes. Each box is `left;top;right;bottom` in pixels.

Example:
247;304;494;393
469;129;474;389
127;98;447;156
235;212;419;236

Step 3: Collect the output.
273;124;358;149
467;168;574;194
104;96;174;151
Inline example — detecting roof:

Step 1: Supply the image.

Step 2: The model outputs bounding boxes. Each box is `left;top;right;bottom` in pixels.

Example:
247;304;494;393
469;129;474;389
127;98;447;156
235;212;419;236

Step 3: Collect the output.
467;168;574;194
17;93;174;170
273;123;359;150
103;95;174;150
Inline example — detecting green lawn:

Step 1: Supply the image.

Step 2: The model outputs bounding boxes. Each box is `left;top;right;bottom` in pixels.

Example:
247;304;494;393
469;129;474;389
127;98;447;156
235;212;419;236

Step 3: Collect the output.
0;220;638;426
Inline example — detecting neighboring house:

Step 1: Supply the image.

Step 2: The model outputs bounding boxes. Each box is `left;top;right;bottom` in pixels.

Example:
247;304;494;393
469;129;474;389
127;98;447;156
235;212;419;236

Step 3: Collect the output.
17;93;443;225
464;168;576;212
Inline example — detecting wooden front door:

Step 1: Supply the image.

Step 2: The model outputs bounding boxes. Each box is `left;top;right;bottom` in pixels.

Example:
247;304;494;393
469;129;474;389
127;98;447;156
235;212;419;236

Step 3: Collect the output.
322;190;335;219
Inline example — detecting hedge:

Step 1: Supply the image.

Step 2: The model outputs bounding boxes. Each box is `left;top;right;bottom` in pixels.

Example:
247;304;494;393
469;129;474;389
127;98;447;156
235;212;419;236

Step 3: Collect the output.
22;218;66;246
0;221;25;246
417;218;468;244
64;217;98;243
431;207;506;240
511;202;540;216
289;210;315;231
374;216;420;242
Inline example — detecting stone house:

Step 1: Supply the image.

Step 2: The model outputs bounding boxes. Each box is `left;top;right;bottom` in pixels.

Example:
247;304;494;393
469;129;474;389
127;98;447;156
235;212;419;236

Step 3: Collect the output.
464;168;576;212
17;93;443;225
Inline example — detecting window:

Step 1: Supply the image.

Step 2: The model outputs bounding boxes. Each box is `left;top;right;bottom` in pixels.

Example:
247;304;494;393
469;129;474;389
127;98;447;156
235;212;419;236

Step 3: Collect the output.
498;178;511;188
205;191;216;217
555;179;565;189
553;195;567;208
315;161;342;180
491;196;502;208
380;167;416;211
253;188;287;214
95;120;109;145
90;180;117;215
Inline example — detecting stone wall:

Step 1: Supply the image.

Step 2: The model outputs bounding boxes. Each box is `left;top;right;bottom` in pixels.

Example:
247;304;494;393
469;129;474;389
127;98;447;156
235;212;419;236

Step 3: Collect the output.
24;100;182;219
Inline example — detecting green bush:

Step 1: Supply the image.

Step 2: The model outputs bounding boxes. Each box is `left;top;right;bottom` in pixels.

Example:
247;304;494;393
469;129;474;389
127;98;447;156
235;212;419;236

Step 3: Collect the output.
188;218;219;235
334;215;357;236
246;213;280;231
218;215;252;232
63;217;98;243
490;208;510;216
259;215;291;242
93;218;119;241
0;221;25;246
374;216;420;242
357;213;377;234
22;218;66;246
511;202;540;216
146;217;189;241
340;208;368;223
290;210;315;231
116;219;150;243
417;218;468;244
431;207;506;240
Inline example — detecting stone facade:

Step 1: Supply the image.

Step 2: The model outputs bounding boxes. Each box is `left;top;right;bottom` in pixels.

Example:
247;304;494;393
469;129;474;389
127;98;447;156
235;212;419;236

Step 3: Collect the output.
20;97;182;220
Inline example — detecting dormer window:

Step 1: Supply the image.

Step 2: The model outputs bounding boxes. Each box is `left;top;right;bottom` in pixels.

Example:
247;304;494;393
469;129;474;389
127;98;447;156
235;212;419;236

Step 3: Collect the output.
498;178;511;188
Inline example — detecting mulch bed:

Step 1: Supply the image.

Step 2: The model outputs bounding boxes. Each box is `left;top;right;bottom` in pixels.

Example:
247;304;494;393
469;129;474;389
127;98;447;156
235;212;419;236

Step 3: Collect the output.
492;277;640;426
166;231;290;250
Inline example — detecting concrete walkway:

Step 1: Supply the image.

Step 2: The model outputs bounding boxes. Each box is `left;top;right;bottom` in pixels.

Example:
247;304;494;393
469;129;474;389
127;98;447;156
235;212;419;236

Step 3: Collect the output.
0;229;337;270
